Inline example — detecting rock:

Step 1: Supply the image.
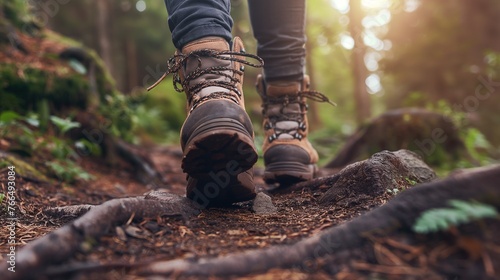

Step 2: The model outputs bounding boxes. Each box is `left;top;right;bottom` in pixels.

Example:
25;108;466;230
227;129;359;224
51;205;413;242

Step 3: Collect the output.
320;149;436;205
252;192;277;214
125;225;150;239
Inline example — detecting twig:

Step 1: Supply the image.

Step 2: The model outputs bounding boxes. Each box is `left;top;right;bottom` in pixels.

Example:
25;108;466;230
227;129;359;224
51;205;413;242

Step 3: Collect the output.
351;261;427;276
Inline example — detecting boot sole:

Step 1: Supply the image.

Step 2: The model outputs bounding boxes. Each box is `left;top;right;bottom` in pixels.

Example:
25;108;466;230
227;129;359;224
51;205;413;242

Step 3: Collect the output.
264;162;317;186
186;169;256;208
182;118;258;205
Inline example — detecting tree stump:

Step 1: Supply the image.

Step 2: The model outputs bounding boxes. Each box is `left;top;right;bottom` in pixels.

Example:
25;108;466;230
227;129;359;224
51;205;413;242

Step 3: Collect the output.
326;108;468;168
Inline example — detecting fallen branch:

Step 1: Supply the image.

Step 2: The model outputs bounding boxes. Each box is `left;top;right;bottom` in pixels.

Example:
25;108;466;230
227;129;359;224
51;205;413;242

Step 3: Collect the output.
136;165;500;277
2;192;199;280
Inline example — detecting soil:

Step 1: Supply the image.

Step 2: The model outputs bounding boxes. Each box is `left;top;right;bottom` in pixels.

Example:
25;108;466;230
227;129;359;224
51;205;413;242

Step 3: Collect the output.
0;145;385;279
1;145;498;279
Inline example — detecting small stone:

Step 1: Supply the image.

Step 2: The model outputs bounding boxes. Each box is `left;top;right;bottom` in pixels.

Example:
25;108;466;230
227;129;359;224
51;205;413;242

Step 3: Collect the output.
144;221;160;233
116;226;127;241
125;225;149;239
252;192;277;214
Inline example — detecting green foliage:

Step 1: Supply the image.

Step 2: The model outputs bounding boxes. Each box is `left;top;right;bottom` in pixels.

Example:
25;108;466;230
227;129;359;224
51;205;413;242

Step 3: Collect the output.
100;93;136;141
0;112;95;183
307;0;355;131
0;153;49;181
463;128;493;164
0;0;31;29
0;114;38;156
47;137;77;159
132;79;185;143
0;64;89;113
0;193;5;213
46;160;94;183
75;139;102;157
50;116;81;135
46;0;175;92
405;177;418;186
413;200;499;234
24;112;40;128
1;113;84;160
0;110;21;124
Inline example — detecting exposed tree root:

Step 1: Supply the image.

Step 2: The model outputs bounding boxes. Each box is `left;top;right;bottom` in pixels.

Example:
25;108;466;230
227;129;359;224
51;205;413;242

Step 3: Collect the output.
1;192;199;280
136;165;500;277
115;139;166;186
43;204;95;219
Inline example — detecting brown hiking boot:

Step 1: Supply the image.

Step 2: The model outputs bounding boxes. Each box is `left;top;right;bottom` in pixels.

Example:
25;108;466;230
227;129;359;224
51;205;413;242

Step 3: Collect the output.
149;37;263;207
257;74;335;185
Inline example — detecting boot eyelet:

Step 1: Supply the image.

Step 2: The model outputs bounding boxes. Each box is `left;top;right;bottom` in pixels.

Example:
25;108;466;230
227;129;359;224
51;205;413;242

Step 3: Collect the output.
299;123;307;131
268;134;277;142
240;65;245;71
294;133;303;140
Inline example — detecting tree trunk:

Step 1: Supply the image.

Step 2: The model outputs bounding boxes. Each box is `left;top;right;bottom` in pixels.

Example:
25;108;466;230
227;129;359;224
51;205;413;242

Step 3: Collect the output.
96;0;114;86
125;37;138;92
305;19;322;130
348;0;371;124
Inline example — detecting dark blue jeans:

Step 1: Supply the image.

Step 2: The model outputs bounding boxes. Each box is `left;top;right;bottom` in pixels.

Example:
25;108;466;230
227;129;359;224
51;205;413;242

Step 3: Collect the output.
164;0;306;82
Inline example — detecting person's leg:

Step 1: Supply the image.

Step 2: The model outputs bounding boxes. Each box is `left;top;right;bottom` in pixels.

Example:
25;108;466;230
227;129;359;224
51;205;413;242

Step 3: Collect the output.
249;0;333;185
156;1;264;206
248;0;306;82
165;0;233;49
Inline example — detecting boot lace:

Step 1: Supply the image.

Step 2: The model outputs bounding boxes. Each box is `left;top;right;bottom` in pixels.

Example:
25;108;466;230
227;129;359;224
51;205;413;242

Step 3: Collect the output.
147;49;263;111
260;90;336;142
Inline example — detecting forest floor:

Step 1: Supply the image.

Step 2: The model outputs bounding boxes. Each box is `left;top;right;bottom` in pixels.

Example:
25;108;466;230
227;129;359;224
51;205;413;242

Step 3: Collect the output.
1;144;499;280
0;144;409;279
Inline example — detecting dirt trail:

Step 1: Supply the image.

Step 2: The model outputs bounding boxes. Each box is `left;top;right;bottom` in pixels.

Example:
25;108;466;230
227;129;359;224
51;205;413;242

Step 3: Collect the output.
0;145;374;278
1;146;498;279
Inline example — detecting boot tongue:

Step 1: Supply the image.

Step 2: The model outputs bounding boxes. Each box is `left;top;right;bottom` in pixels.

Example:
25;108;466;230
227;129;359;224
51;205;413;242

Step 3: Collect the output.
266;81;300;97
181;37;229;53
181;37;232;100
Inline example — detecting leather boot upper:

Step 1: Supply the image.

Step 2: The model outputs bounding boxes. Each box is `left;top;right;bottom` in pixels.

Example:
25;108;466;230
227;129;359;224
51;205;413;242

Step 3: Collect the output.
178;37;249;112
147;36;263;150
257;75;335;165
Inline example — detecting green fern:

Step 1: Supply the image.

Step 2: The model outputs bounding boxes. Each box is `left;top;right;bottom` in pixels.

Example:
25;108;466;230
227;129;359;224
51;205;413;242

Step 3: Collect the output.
50;116;81;136
412;200;498;234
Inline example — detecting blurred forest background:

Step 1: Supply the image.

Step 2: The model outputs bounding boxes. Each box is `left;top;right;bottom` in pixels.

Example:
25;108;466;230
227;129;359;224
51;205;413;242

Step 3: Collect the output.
1;0;500;178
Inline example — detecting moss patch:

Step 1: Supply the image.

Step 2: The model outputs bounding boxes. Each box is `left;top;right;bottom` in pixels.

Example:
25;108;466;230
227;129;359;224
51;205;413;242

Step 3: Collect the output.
0;64;89;113
0;152;50;182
